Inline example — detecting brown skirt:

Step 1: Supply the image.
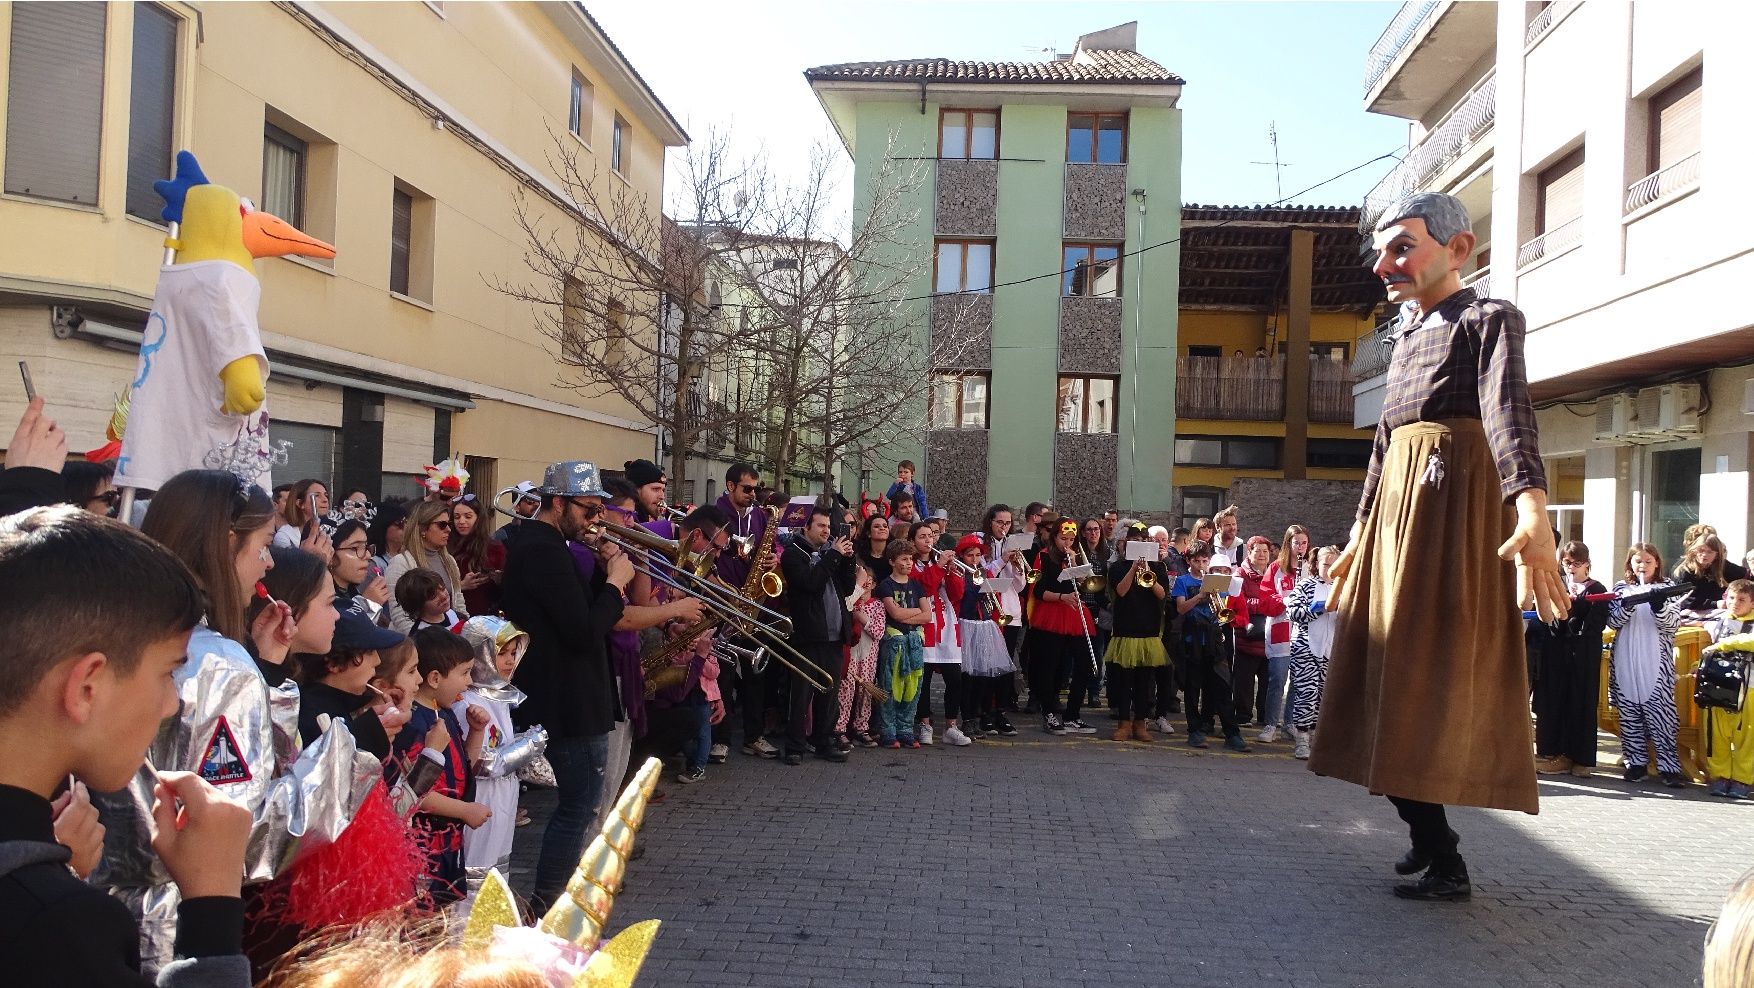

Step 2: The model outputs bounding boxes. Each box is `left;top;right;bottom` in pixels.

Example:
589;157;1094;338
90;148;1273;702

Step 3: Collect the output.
1307;419;1538;813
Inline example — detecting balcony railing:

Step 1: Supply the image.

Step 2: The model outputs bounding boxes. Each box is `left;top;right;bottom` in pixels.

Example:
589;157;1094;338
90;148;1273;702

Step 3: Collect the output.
1625;152;1701;213
1360;70;1497;233
1462;264;1491;300
1308;357;1356;423
1364;1;1441;96
1525;0;1580;47
1176;355;1284;420
1352;321;1397;382
1516;216;1583;268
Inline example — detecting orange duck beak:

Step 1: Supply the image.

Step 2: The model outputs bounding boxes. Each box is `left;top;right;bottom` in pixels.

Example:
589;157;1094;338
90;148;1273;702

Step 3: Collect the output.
242;209;335;260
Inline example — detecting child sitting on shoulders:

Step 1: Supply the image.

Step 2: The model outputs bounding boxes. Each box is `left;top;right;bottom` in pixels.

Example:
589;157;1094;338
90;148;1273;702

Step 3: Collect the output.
883;459;930;520
393;628;492;908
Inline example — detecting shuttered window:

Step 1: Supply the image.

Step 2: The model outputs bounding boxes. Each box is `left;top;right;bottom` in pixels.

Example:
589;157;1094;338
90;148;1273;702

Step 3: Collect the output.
262;123;306;228
126;5;178;220
1536;148;1585;234
5;2;107;204
1649;68;1702;173
390;187;413;295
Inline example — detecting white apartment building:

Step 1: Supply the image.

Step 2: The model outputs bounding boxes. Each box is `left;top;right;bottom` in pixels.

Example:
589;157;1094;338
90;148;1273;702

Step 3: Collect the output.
1353;1;1754;568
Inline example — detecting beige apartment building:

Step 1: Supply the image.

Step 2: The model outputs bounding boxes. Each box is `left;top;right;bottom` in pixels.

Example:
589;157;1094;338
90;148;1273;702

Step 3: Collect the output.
0;1;685;500
1354;1;1754;567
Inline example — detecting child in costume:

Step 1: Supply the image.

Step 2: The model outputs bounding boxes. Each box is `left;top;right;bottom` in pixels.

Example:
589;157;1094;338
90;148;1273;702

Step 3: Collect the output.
954;534;1013;740
1607;543;1693;787
456;617;548;886
1284;546;1341;760
1699;579;1754;798
1103;523;1170;742
909;523;965;746
394;628;492;907
875;541;929;748
837;562;887;748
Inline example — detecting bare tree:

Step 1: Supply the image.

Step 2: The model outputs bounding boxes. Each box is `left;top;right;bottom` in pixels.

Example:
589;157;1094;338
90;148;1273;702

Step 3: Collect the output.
491;129;764;492
701;136;981;498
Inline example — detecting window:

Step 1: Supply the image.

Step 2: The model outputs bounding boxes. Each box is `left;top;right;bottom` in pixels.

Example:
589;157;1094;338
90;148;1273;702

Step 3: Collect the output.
1067;112;1126;164
934;240;994;294
1310;342;1349;362
612;115;627;174
262;123;306;229
1057;376;1118;434
931;372;990;430
769;257;799;272
1063;244;1121;298
390;187;414;296
275;421;340;493
1179;487;1225;530
126;4;179;221
605;299;628;366
939;109;997;160
569;71;593;141
1648;67;1702;174
1536;147;1585;234
1307;438;1372;470
5;2;107;204
1174;435;1281;469
1187;344;1222;358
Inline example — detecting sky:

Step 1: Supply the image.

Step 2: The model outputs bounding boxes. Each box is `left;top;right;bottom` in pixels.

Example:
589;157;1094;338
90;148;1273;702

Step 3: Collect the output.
589;1;1414;222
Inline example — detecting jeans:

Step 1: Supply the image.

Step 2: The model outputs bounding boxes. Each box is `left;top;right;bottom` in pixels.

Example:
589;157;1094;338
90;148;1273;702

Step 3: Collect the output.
533;732;610;905
1263;652;1292;728
683;695;712;771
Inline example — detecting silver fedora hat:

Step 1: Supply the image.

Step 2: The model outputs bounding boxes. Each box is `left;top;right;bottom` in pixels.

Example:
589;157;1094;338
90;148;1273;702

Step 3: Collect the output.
538;459;608;497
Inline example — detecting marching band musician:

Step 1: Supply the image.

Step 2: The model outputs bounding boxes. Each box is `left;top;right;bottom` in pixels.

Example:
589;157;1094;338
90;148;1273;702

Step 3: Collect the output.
622;458;669;524
1027;520;1098;736
714;462;782;759
632;505;733;785
780;506;856;766
909;523;968;747
1105;523;1171;742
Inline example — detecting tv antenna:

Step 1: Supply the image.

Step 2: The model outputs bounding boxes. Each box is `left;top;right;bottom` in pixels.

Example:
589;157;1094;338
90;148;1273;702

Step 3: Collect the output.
1251;122;1294;202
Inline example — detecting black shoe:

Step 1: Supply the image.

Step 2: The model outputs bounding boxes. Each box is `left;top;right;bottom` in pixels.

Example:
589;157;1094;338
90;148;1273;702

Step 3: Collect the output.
995;717;1018;737
1623;764;1648;783
1660;770;1688;788
1394;829;1460;875
1393;863;1471;902
815;748;848;763
782;752;803;766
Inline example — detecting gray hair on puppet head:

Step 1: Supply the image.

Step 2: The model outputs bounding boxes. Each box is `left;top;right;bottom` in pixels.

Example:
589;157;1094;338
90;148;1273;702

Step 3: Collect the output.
1375;192;1471;246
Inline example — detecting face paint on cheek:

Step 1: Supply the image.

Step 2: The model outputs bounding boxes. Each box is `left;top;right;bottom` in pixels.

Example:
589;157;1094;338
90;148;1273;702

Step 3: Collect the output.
259;545;272;563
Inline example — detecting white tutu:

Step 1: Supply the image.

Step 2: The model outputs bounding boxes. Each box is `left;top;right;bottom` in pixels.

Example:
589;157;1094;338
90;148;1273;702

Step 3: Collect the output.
959;618;1013;676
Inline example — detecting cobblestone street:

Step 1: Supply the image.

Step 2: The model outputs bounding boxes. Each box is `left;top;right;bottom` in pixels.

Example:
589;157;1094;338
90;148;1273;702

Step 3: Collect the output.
513;723;1747;988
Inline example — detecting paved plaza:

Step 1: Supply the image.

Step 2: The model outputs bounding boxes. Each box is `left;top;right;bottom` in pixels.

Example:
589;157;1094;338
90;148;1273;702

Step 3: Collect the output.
513;722;1747;988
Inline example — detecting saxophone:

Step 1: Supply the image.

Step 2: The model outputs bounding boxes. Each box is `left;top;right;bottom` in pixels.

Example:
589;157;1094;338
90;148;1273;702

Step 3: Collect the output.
639;506;784;698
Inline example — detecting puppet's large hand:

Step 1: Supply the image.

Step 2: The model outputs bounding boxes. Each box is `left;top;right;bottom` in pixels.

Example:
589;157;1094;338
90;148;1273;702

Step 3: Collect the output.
218;356;265;415
1498;488;1570;623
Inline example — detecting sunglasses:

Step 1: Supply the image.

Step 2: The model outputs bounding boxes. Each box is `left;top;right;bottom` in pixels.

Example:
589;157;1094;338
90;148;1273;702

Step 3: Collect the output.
91;489;122;508
429;520;452;531
736;484;758;494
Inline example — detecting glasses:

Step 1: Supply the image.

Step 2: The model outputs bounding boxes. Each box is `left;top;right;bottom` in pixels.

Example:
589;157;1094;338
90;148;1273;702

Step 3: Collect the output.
736;484;758;494
428;520;452;531
567;498;604;518
90;489;122;508
337;542;372;558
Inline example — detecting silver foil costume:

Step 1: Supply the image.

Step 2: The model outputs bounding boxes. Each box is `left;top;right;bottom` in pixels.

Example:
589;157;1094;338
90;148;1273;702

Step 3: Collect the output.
95;626;379;974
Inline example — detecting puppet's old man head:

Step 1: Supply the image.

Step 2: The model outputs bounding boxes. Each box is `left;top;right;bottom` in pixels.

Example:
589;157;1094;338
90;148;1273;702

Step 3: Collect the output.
1371;192;1478;313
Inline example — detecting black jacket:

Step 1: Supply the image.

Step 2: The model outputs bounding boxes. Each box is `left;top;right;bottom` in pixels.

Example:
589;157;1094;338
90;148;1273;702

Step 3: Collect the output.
502;520;626;738
297;680;392;761
0;466;61;518
781;536;855;644
0;784;247;985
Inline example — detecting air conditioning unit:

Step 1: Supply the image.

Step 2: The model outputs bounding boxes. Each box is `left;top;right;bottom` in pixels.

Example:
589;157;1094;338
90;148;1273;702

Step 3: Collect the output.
1628;387;1667;440
1593;393;1637;444
1658;382;1702;436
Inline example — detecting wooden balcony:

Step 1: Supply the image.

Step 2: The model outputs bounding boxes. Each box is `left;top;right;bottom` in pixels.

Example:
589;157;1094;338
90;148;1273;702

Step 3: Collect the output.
1176;354;1354;423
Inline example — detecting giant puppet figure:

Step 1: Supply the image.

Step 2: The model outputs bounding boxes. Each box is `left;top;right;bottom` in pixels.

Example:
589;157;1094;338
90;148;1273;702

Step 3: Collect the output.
114;150;334;491
1308;192;1568;903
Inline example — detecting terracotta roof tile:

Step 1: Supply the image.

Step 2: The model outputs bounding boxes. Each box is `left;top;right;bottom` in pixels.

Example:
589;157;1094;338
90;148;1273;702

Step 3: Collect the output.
805;49;1183;86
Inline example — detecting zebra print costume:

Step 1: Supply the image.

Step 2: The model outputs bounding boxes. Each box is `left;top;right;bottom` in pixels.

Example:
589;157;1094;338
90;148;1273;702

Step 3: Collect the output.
1285;575;1336;732
1606;581;1689;775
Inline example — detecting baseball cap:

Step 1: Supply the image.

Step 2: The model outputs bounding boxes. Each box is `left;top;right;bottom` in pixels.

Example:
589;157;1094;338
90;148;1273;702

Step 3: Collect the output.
332;608;406;652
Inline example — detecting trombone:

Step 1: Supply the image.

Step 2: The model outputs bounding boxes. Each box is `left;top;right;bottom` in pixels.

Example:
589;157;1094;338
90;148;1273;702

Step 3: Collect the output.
954;558;1012;626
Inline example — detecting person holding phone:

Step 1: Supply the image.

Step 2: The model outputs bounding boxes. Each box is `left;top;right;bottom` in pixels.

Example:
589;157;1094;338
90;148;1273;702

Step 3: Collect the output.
273;478;333;563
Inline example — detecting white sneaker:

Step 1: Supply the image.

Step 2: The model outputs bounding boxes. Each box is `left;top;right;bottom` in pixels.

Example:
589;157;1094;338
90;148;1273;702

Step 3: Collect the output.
1294;734;1311;760
709;743;729;764
1152;716;1176;735
918;723;935;746
742;737;779;758
1257;725;1279;744
943;725;972;746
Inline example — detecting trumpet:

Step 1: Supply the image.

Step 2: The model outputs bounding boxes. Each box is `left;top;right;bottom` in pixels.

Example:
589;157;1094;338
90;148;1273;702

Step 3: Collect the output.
713;638;767;675
1075;544;1107;596
1214;592;1234;624
952;559;985;586
1136;567;1157;589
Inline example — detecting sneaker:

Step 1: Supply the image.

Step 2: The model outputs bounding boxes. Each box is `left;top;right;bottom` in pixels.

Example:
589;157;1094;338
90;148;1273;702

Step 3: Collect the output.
782;752;803;766
708;743;729;764
515;808;532;827
1709;778;1732;797
1730;782;1751;799
903;736;921;749
965;722;986;740
854;732;879;748
1660;770;1689;788
1187;730;1209;749
918;723;935;746
676;767;707;784
1224;734;1251;753
1062;719;1097;735
1152;716;1176;735
742;738;779;759
943;725;973;746
1257;725;1279;744
1569;763;1593;778
1623;763;1648;783
1293;735;1311;760
1043;714;1067;736
996;717;1019;737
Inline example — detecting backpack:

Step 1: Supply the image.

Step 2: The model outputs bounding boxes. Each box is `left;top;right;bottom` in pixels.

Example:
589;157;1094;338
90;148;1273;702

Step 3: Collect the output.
1694;652;1748;712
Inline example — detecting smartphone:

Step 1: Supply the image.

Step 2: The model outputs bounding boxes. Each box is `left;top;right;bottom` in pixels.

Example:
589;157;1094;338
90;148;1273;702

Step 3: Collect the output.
305;492;321;535
18;361;35;401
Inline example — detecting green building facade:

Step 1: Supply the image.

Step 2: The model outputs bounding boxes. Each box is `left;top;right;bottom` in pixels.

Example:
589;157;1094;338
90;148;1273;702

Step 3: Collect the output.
807;23;1183;528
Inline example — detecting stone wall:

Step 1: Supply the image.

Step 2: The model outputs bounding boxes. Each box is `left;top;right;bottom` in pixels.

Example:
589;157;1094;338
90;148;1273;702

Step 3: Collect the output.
1054;432;1119;522
1225;478;1363;548
1057;297;1123;374
935;159;998;237
926;428;991;531
1061;163;1128;241
931;294;991;369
